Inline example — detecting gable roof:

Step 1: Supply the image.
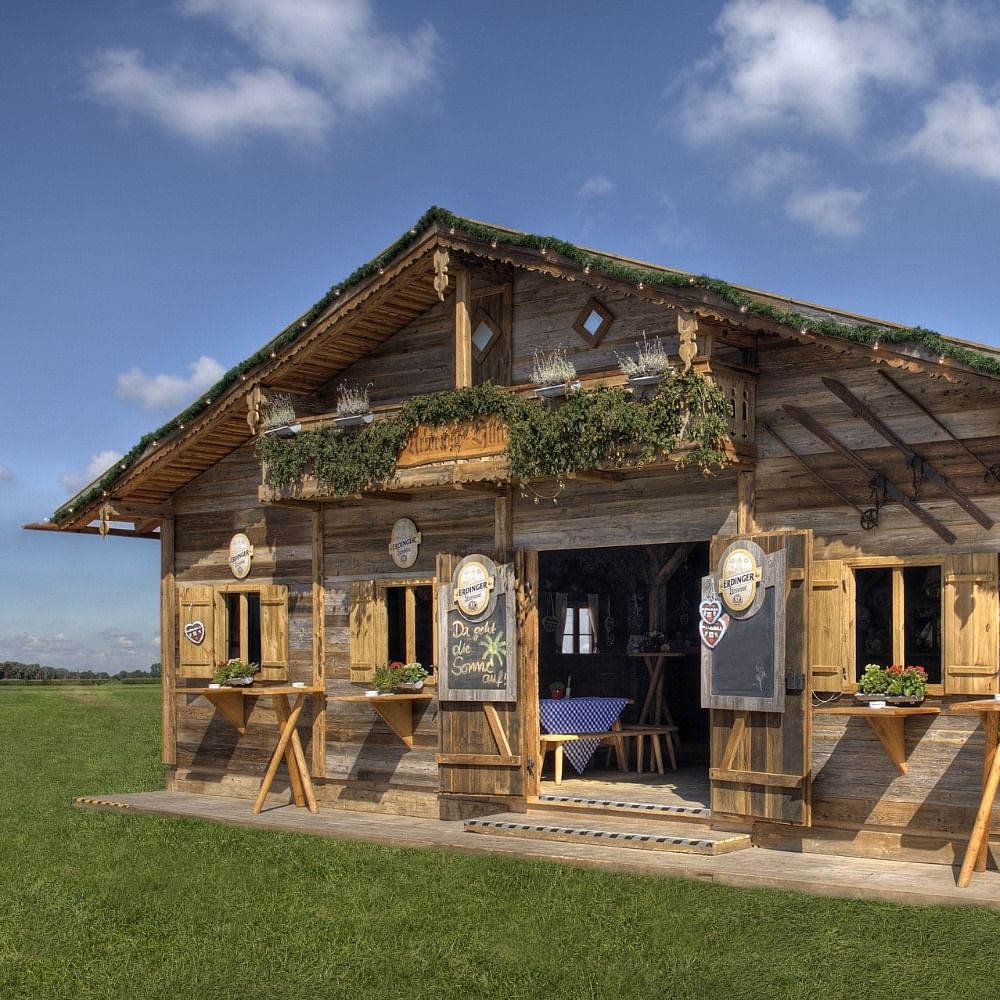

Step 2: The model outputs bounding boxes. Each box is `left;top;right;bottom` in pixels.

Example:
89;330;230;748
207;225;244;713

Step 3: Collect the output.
30;205;1000;536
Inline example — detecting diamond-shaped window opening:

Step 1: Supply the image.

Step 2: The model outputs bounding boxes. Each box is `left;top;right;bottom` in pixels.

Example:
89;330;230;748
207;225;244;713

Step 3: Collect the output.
572;297;615;348
471;311;502;361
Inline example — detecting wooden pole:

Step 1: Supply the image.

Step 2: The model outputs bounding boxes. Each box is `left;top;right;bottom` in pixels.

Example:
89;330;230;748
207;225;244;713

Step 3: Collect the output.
737;470;756;534
455;269;472;388
160;518;177;766
311;506;326;778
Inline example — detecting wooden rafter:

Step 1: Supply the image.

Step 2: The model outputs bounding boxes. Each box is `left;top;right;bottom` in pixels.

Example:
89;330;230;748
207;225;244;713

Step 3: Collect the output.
783;404;956;544
822;377;993;530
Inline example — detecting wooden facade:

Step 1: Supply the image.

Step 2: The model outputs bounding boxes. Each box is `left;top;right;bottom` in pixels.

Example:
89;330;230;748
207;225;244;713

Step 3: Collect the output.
32;211;1000;866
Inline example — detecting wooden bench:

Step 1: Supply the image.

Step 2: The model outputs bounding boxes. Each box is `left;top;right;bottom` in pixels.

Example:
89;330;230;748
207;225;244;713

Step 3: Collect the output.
539;725;678;783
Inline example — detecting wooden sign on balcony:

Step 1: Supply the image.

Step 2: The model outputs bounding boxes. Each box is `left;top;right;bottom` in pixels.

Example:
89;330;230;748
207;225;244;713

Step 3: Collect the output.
397;416;508;469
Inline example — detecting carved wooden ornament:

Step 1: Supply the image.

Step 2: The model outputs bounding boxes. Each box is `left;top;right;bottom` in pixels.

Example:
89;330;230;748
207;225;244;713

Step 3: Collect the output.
677;313;698;372
433;249;450;301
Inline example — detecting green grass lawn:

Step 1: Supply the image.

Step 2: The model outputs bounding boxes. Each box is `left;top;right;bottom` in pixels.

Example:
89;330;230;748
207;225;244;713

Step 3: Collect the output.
2;685;1000;999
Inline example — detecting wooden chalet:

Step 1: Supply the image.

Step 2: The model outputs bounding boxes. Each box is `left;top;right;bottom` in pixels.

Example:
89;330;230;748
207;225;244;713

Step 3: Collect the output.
30;207;1000;873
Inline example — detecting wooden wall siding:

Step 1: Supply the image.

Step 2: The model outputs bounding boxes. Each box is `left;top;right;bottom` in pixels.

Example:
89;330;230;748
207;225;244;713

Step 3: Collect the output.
811;702;1000;837
317;295;454;408
755;344;1000;557
322;496;495;792
510;274;687;383
512;467;740;551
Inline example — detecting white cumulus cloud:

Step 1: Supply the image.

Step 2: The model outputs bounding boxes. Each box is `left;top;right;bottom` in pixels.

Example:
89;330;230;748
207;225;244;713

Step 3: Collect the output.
61;449;126;494
786;185;868;236
116;355;225;411
901;81;1000;184
86;0;438;144
678;0;969;145
578;175;616;197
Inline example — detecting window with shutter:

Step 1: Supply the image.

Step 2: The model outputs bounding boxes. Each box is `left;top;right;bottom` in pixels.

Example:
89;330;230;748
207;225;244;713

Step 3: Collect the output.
179;585;216;678
809;560;844;693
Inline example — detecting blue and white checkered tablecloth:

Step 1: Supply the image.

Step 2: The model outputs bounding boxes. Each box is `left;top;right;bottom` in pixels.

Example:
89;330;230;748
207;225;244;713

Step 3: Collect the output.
538;697;630;774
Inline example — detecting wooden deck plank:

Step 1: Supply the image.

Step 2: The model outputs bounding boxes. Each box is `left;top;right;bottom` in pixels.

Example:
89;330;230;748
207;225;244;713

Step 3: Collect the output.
73;790;1000;912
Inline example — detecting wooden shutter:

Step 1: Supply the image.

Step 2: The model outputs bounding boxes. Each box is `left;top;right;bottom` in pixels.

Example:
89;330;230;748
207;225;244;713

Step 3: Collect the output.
178;585;216;678
349;581;386;684
259;584;289;681
944;553;999;695
809;559;845;693
709;530;812;826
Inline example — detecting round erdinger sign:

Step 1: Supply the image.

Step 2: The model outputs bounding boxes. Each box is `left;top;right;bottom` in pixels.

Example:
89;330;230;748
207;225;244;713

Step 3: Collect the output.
719;546;762;613
389;518;421;569
229;532;254;579
453;556;496;619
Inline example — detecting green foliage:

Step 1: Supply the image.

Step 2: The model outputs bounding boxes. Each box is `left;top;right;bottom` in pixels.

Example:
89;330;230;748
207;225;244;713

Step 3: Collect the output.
857;663;928;698
370;661;428;691
56;204;1000;525
257;373;730;496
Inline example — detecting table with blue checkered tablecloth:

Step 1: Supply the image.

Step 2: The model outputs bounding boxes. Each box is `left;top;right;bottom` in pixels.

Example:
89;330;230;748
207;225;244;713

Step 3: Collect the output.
538;697;630;774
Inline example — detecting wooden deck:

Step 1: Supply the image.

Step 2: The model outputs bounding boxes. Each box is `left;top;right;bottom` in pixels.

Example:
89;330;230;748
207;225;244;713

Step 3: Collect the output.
74;790;1000;911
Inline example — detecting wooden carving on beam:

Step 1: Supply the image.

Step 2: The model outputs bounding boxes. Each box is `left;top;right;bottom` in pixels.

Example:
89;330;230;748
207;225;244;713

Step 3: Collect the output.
246;385;262;433
99;502;114;539
433;249;450;301
677;313;698;372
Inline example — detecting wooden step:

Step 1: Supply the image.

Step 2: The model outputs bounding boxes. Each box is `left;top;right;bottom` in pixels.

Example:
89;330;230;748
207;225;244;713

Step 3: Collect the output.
536;792;711;823
464;812;751;856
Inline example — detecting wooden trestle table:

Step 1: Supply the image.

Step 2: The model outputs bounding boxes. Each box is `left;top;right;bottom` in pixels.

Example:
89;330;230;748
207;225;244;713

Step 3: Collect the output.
188;684;324;815
948;699;1000;887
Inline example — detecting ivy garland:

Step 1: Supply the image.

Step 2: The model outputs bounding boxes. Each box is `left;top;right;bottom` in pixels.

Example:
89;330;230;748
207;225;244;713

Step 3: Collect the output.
53;204;1000;524
255;374;730;496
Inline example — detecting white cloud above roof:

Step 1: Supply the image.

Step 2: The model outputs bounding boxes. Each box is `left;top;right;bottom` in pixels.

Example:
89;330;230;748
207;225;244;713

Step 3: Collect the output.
86;0;438;143
678;0;974;145
61;449;125;494
116;355;225;411
578;175;616;197
786;185;869;237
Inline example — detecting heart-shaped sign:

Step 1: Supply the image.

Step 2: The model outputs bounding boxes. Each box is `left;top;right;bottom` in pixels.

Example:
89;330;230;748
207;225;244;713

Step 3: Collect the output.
699;613;730;649
184;620;206;646
699;598;723;625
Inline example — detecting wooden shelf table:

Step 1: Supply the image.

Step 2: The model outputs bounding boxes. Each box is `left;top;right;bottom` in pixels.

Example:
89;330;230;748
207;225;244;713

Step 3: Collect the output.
947;699;1000;887
334;692;433;748
187;684;324;815
813;705;940;775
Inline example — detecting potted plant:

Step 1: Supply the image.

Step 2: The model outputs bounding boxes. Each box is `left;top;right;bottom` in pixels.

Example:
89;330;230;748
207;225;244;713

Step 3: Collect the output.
531;347;580;398
855;663;928;705
334;382;374;427
548;680;566;700
617;333;674;394
261;394;301;438
212;658;261;688
370;661;428;694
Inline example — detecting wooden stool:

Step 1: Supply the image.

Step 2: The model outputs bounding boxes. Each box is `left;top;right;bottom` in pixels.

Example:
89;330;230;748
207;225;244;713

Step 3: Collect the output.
619;724;678;773
538;733;580;784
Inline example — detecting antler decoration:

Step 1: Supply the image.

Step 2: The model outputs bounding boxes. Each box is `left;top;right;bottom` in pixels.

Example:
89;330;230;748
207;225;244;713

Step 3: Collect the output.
433;249;450;301
677;313;699;372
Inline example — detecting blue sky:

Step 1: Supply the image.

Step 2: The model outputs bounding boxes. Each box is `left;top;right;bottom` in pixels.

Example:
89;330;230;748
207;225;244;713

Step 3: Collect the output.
3;0;1000;671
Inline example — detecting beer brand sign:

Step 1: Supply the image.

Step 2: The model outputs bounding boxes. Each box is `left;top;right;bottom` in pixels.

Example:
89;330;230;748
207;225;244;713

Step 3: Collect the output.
719;546;763;613
229;533;254;579
453;557;496;619
389;518;421;569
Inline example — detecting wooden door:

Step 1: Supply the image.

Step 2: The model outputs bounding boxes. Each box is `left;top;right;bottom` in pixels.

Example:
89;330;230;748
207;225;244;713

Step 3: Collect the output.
708;529;812;826
436;553;524;804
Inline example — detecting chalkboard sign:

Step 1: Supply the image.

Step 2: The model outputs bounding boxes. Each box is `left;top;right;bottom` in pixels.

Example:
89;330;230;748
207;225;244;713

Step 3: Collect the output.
438;555;518;702
701;542;786;712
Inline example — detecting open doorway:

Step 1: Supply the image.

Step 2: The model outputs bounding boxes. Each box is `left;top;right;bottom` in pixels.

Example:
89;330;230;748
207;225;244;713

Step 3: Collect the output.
536;543;711;808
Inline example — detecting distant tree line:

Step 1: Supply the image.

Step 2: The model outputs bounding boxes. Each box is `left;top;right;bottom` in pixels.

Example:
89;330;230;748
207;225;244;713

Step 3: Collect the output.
0;661;161;682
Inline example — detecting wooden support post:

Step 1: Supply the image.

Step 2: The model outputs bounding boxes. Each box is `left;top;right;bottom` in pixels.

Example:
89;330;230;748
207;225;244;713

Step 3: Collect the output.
160;518;177;766
311;506;326;778
455;269;472;388
737;470;756;534
494;487;513;562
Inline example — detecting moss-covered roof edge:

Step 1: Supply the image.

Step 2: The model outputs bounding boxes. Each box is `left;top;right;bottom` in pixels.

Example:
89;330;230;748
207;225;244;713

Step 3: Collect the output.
51;204;1000;524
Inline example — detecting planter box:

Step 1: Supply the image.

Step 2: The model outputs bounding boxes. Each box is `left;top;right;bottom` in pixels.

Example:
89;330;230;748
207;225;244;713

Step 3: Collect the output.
534;381;580;399
263;422;301;438
334;412;375;428
854;693;925;706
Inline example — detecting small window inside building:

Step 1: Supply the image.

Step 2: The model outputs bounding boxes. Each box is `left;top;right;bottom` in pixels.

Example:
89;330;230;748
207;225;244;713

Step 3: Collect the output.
572;297;614;348
386;584;434;665
224;591;261;665
855;565;942;684
561;596;597;654
471;315;501;359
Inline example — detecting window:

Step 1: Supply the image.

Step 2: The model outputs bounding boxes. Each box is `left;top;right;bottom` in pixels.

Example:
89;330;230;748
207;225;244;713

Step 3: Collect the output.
572;297;614;348
178;583;288;680
854;565;942;684
559;594;599;654
349;578;436;683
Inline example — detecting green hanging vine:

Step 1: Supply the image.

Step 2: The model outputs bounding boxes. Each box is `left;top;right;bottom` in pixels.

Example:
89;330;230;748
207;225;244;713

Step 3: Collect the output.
255;373;730;496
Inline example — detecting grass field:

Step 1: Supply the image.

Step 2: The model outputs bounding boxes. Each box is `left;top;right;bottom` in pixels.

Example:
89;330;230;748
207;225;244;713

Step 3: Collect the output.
2;685;1000;999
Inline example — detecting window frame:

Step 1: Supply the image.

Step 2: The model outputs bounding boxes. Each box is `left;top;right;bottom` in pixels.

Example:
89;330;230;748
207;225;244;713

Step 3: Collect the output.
559;595;597;655
381;577;436;668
